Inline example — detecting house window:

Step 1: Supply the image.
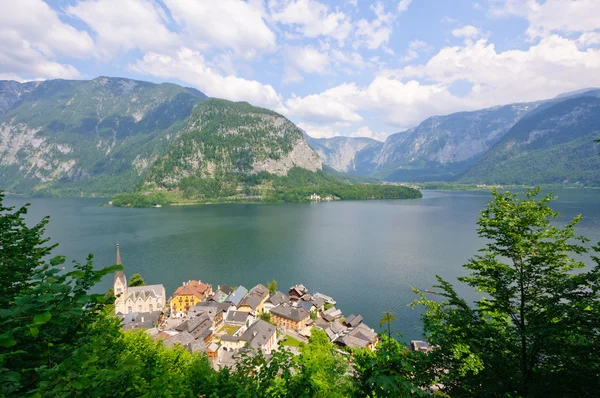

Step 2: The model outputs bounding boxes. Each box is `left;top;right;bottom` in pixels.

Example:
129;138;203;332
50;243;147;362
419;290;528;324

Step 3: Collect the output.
149;304;153;312
138;305;142;312
128;306;132;312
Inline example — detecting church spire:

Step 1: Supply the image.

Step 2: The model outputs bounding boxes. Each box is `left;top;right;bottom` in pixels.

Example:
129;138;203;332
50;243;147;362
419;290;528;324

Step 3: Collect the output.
116;241;122;265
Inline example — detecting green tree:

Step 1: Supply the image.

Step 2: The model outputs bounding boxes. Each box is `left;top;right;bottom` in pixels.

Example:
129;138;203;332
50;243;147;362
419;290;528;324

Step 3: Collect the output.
128;273;146;287
413;188;600;397
290;329;356;397
259;311;272;323
267;279;277;295
0;193;55;308
353;313;426;397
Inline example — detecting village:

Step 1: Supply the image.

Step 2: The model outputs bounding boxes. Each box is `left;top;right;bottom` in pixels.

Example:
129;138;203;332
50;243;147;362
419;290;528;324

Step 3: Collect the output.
112;244;430;369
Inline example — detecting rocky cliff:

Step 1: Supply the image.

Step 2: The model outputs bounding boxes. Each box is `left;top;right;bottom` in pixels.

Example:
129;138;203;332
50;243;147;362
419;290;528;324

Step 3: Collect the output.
0;78;321;196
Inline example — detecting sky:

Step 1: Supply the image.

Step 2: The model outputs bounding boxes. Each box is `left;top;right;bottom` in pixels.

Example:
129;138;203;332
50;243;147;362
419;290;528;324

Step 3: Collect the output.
1;0;600;141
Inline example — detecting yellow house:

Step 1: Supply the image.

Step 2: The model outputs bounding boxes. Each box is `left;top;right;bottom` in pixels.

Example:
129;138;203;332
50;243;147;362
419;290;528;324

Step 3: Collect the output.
237;284;270;314
170;280;213;318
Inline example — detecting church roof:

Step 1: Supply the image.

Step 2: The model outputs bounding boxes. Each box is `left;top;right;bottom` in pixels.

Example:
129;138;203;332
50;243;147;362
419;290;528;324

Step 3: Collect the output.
124;284;165;302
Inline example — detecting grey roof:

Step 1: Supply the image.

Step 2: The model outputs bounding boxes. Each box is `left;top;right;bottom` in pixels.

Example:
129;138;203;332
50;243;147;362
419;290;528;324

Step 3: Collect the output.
335;323;378;348
271;304;310;322
125;284;165;303
225;286;248;306
164;331;195;348
239;320;276;350
345;314;363;328
220;335;241;342
120;311;161;330
190;339;207;353
266;291;288;306
210;290;229;303
310;296;325;308
219;284;233;295
225;311;250;325
239;284;269;310
289;284;307;297
299;301;313;312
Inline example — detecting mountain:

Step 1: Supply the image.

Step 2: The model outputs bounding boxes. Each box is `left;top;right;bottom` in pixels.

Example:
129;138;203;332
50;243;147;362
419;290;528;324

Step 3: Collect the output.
304;134;383;174
0;77;208;195
307;103;539;182
460;96;600;185
0;80;40;116
145;98;321;191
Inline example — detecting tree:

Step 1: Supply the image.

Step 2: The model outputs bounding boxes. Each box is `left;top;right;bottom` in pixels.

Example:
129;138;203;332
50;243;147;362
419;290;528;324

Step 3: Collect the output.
354;313;426;397
0;192;54;309
259;311;271;323
128;273;146;287
413;188;600;397
267;279;277;295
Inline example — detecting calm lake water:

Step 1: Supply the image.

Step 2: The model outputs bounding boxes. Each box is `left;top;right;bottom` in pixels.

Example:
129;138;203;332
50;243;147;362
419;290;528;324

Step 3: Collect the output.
5;189;600;341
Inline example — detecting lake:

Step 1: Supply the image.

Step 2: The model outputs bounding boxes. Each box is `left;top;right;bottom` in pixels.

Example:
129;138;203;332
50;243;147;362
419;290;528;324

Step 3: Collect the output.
5;188;600;341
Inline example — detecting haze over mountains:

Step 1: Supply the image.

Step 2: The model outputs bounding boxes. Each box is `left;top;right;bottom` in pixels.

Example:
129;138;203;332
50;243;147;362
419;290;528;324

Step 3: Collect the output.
0;77;599;197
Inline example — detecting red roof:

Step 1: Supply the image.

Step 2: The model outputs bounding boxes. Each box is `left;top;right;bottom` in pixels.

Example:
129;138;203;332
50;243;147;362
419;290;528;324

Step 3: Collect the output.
173;280;212;299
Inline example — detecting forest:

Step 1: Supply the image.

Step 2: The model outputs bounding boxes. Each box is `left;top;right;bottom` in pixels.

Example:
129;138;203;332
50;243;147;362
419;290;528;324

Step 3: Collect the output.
1;188;599;397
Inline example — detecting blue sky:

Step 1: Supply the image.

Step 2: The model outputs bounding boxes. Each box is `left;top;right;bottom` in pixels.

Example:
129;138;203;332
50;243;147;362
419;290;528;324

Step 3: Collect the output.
1;0;599;140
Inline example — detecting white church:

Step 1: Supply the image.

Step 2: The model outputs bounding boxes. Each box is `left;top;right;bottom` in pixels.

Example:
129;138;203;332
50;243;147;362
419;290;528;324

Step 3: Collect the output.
113;243;166;315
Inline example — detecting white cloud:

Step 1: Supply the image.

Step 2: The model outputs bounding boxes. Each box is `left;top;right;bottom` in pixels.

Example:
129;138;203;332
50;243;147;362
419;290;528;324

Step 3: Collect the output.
355;2;396;50
67;0;179;56
495;0;600;39
0;0;93;79
577;32;600;48
283;45;331;83
402;40;430;61
164;0;276;59
397;0;412;12
394;35;600;106
129;48;285;112
452;25;480;39
286;77;468;129
270;0;352;45
299;122;388;141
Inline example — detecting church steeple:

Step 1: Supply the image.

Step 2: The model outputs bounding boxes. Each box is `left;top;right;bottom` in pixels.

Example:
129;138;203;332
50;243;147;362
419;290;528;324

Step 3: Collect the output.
114;242;127;303
116;241;122;265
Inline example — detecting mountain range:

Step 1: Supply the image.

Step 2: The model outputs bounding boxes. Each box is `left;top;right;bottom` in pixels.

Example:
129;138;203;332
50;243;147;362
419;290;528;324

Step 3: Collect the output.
0;77;599;199
308;89;600;185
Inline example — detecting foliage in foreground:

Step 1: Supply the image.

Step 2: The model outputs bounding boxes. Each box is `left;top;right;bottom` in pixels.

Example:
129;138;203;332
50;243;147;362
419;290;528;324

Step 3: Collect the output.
413;188;600;397
2;188;600;397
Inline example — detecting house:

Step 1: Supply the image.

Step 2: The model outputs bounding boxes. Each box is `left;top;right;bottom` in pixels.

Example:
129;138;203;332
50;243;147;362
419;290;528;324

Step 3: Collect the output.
410;340;433;353
189;301;230;330
175;312;213;344
120;311;161;330
334;323;379;350
206;342;219;360
220;320;277;355
344;314;364;328
289;284;308;301
270;304;310;330
224;310;253;334
310;193;321;201
322;307;343;322
113;244;166;315
224;286;248;307
323;320;347;342
237;284;270;314
170;280;213;318
164;331;195;349
263;291;288;314
309;296;325;312
209;284;233;303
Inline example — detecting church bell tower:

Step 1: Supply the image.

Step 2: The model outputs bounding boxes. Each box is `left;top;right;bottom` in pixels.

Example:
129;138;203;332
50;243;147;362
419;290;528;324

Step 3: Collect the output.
113;242;127;313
